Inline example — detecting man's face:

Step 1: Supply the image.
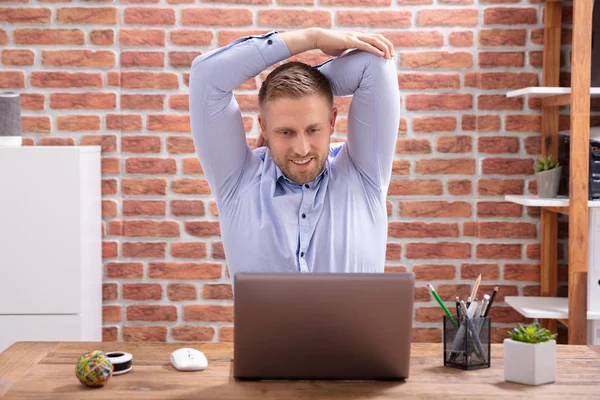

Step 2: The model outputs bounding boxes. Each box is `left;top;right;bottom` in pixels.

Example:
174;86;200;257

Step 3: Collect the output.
259;94;337;185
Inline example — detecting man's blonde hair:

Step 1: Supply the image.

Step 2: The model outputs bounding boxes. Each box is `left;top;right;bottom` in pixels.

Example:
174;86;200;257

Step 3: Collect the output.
258;61;333;109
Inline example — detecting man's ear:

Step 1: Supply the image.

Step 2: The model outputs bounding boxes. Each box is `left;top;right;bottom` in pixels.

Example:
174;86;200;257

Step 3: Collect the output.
329;107;338;136
257;113;268;148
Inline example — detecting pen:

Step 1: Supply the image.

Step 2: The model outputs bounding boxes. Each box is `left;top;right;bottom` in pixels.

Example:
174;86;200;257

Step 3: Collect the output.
427;283;458;329
470;274;482;304
480;294;490;317
483;286;498;317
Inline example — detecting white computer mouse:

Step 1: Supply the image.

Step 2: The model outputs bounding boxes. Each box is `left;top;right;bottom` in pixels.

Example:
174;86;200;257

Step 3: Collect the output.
170;348;208;371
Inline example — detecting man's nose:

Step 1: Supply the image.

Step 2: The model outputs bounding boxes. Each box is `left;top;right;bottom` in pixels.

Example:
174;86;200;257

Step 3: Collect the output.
293;134;310;156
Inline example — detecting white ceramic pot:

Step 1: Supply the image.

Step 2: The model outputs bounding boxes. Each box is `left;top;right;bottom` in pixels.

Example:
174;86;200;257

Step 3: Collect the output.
503;338;556;385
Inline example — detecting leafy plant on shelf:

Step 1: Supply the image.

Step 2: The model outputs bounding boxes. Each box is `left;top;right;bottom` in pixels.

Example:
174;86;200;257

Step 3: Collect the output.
508;322;558;344
533;155;560;173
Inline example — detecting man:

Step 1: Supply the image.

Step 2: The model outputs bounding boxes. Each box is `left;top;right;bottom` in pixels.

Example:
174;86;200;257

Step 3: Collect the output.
189;28;400;279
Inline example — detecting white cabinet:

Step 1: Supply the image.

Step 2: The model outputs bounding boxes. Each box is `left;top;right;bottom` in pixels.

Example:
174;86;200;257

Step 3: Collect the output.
0;146;102;352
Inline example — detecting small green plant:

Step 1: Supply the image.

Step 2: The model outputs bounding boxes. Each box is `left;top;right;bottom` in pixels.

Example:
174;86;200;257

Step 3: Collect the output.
508;322;557;344
533;155;560;173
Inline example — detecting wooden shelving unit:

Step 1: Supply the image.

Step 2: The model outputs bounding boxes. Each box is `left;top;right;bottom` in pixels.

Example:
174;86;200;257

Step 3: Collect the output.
503;0;595;344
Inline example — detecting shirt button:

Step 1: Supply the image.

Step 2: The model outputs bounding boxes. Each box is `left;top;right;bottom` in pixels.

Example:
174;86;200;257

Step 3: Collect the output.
267;39;273;45
300;252;304;257
302;213;306;219
304;184;309;189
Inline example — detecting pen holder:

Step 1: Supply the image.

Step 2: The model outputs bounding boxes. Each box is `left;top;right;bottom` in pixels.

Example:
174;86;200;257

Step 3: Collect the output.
443;315;491;370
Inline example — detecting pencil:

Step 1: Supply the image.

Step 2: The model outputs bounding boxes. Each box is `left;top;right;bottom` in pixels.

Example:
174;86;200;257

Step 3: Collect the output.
483;286;498;317
470;274;482;302
427;283;458;329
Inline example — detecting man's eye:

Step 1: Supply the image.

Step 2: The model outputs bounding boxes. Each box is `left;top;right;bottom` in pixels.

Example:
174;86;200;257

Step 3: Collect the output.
310;128;319;133
280;131;289;135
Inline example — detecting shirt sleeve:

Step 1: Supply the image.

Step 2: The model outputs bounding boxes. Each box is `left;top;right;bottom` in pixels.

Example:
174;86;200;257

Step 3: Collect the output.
189;32;291;204
316;50;400;192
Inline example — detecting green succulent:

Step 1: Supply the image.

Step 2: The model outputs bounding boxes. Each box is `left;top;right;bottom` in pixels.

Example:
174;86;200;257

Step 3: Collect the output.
508;322;557;344
533;155;560;173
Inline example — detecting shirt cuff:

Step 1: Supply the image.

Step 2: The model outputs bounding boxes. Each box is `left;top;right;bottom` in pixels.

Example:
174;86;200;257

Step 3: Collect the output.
253;32;291;68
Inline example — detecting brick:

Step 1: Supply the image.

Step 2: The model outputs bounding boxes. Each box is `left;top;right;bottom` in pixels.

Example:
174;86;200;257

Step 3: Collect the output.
102;283;117;301
166;137;195;154
2;50;34;66
106;262;144;279
122;242;166;258
477;136;519;154
124;7;175;25
400;201;471;218
14;28;84;45
436;284;472;301
184;221;220;237
123;326;167;342
478;95;523;111
102;158;121;175
0;71;25;88
478;200;522;217
121;51;164;68
395;139;431;154
406;242;471;259
0;7;50;23
56;115;100;132
102;200;117;217
412;264;456;280
465;72;538;89
415;307;446;323
504;263;540;281
90;29;114;45
416;9;478;26
123;284;162;300
171;242;207;259
386;243;401;260
108;71;120;87
336;11;410;27
103;327;118;342
171;200;205;216
382;31;444;48
148;115;190;132
258;10;331;27
482;158;534;175
123;220;179;237
398;74;459;90
80;135;117;152
212;242;225;259
122;136;161;154
123;200;166;216
169;51;201;68
121;72;178;89
0;29;6;45
182;8;253;26
416;158;475;175
168;284;198;301
460;263;499;280
477;179;524;196
385;266;408;273
182;159;204;175
119;29;165;46
406;94;472;111
277;0;315;4
183;305;233;322
436;136;472;153
50;93;115;110
461;115;501;132
219;326;234;342
322;0;389;3
101;179;117;195
169;94;189;111
57;7;117;24
479;52;524;68
125;158;176;175
387;180;443;196
149;262;221;279
203;284;233;300
107;114;142;132
42;50;115;68
476;244;522;259
479;285;518;303
484;7;537;25
21;116;50;133
170;29;213;46
21;93;45;111
40;137;75;146
523;136;541;155
126;305;176;322
389;222;458;238
172;326;214;341
31;72;102;88
506;115;541;132
103;305;121;322
479;29;526;46
449;31;473;47
171;179;211;195
122;94;164;110
401;52;472;69
392;160;410;175
412;328;441;343
464;221;536;239
447;180;472;195
412;116;457;133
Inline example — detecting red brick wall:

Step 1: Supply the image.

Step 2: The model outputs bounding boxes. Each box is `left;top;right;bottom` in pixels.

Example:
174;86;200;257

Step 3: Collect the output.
1;1;566;343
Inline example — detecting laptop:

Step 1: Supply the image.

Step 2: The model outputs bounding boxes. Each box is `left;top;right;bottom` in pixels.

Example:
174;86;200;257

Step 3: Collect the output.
233;272;415;380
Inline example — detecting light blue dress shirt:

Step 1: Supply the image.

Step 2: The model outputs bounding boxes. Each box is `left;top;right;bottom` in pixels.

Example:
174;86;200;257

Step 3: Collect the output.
189;31;400;279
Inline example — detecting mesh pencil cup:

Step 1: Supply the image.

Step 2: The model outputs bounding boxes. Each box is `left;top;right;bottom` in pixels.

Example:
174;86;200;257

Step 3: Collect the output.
443;315;491;370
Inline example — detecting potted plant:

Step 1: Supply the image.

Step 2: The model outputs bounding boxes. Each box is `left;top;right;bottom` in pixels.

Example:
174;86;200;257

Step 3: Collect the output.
533;155;561;198
504;322;557;385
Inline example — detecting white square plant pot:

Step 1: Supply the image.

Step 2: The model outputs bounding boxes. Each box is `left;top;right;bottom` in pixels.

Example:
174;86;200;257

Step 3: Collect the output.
504;338;556;385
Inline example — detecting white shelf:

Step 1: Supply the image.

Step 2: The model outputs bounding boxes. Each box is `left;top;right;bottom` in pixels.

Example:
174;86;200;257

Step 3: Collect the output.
505;195;600;208
505;296;600;320
507;87;600;98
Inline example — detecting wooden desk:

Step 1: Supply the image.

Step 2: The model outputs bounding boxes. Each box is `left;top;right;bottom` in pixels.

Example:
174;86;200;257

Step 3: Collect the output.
1;342;600;399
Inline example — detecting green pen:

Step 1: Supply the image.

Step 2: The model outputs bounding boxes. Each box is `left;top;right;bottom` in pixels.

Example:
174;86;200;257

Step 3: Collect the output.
427;283;458;329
